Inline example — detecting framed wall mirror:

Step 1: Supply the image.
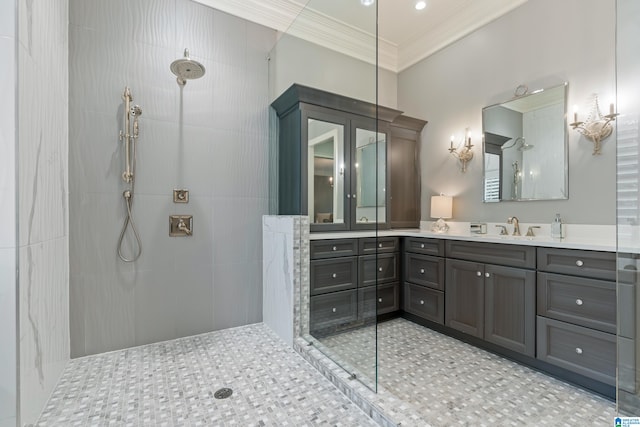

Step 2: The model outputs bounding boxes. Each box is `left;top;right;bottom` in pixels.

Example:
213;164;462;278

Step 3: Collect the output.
482;82;568;202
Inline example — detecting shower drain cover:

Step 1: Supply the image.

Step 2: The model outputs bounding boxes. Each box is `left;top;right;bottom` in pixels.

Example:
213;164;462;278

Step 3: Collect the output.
214;387;233;399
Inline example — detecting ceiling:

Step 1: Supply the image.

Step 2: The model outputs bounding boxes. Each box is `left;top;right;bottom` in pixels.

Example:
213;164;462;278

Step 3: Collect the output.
194;0;528;72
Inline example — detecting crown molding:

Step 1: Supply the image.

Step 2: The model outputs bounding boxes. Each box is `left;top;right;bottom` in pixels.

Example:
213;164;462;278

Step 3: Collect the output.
194;0;527;73
397;0;528;71
193;0;398;71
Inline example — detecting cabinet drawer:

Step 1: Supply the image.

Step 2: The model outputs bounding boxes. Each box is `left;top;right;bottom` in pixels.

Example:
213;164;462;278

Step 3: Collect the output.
537;247;615;281
404;253;445;291
537;272;616;333
310;290;358;333
402;283;444;324
537;317;616;386
445;240;535;269
359;282;400;321
359;237;399;255
359;253;399;287
310;239;358;259
404;237;444;256
310;257;358;296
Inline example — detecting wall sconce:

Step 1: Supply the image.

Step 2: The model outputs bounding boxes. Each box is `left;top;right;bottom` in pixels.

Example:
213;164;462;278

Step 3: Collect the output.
449;128;474;172
430;194;453;233
570;95;618;155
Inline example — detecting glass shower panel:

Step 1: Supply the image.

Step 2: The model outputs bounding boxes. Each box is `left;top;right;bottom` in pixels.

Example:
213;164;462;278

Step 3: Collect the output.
617;0;640;415
268;0;379;392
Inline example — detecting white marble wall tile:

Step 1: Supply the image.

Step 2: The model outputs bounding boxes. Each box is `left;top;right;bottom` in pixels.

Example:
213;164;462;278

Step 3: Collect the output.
18;238;69;425
262;216;295;346
0;248;16;425
18;0;69;424
0;37;16;249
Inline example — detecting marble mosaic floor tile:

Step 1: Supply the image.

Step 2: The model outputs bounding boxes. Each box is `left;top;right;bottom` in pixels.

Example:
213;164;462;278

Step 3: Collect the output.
317;318;617;427
36;324;377;427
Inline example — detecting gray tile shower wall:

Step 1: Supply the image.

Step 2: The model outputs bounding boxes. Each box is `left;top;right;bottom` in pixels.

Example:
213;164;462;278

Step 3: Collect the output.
69;0;276;357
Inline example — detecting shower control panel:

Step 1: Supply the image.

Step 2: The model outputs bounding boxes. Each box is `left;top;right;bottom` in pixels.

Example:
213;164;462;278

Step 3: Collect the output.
170;215;193;237
173;189;189;203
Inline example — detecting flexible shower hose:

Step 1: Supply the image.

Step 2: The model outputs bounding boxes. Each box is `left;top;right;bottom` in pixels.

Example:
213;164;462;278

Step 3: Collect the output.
117;138;142;262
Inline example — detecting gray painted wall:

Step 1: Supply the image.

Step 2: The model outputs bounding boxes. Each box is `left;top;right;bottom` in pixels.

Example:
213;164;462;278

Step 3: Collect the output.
398;0;616;224
0;1;17;425
17;0;70;424
269;34;398;108
69;0;276;357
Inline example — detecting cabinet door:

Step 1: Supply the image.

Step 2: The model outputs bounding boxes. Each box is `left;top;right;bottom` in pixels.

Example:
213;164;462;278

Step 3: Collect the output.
350;117;389;229
445;259;484;338
303;106;350;232
484;265;536;356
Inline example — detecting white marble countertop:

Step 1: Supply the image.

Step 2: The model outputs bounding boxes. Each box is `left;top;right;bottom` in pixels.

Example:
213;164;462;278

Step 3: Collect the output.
309;221;617;252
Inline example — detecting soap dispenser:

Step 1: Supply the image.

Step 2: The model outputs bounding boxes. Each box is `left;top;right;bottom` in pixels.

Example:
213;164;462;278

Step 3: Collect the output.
551;213;564;239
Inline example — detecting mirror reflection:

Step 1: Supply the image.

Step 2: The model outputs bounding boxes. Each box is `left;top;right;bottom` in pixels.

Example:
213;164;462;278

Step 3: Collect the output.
483;83;568;202
355;128;386;224
308;118;345;224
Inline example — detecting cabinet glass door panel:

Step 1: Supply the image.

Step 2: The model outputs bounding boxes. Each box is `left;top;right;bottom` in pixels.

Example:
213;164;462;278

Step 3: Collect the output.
354;126;387;226
308;118;346;227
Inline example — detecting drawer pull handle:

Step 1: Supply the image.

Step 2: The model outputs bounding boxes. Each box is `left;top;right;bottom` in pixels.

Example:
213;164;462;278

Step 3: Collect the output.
420;300;425;305
378;243;383;248
378;298;383;303
477;271;482;277
576;260;584;267
576;298;583;306
420;243;425;248
575;347;583;355
332;246;337;251
332;307;337;313
378;267;383;272
485;272;490;278
420;268;425;274
332;273;337;279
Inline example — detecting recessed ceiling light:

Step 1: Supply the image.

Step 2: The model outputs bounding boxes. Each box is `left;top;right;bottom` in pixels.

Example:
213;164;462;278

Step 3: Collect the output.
361;0;375;6
415;0;427;10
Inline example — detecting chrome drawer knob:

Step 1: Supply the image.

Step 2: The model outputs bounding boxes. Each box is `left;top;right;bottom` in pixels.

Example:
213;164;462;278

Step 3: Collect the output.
576;298;583;306
332;273;337;278
576;260;584;267
420;243;425;248
378;267;383;272
420;300;425;305
378;243;383;248
332;308;337;313
420;268;425;274
485;272;490;278
332;246;337;251
477;271;482;276
378;298;383;303
575;347;583;355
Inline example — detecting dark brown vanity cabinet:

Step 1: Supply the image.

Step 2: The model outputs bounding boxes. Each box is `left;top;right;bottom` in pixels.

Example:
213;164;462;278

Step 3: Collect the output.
444;241;536;357
536;247;617;386
271;84;426;232
402;237;445;324
309;237;399;336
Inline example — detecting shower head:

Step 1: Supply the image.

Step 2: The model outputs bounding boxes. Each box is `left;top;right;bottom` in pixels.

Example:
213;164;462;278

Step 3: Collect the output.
130;105;142;117
170;49;205;86
518;140;534;151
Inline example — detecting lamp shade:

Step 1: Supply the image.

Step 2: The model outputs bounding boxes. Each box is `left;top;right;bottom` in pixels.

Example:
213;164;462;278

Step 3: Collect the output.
430;195;452;219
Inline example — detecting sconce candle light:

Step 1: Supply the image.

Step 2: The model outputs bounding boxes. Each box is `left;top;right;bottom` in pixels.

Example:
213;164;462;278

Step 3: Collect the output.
430;194;453;233
570;95;618;155
449;128;474;172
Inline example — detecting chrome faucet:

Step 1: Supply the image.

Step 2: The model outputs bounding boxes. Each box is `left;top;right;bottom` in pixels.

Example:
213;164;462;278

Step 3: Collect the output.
507;216;520;236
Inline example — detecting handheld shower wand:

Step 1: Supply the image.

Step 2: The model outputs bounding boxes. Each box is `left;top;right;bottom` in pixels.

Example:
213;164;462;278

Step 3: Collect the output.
117;87;143;262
